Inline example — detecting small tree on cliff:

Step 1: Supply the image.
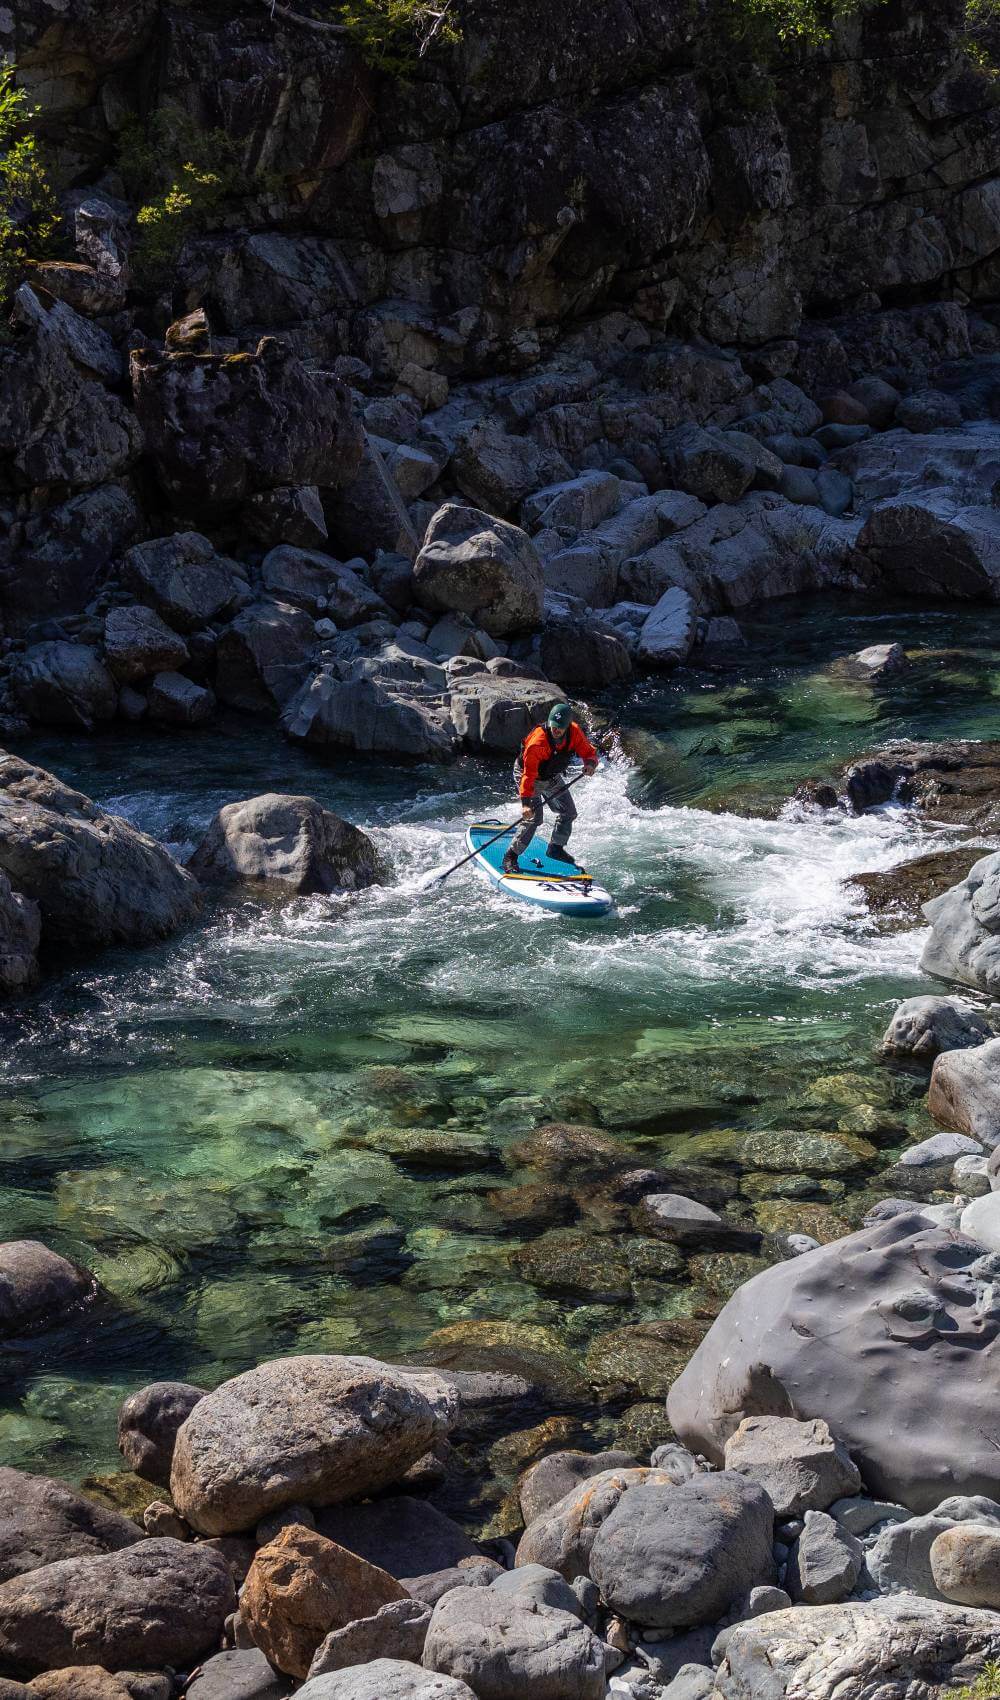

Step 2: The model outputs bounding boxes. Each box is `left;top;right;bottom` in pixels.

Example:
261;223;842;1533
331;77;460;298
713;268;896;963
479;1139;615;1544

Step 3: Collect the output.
0;65;58;309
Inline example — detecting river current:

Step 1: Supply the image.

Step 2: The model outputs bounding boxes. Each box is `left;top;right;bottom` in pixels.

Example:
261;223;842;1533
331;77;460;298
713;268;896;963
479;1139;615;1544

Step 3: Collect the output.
2;597;998;1498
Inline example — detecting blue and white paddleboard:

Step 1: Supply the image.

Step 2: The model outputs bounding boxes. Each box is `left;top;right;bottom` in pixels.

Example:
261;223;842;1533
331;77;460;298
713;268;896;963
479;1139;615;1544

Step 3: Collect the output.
465;823;614;918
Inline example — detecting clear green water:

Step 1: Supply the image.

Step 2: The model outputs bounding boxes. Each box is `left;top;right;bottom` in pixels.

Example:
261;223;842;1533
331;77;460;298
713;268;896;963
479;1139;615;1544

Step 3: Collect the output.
3;597;999;1498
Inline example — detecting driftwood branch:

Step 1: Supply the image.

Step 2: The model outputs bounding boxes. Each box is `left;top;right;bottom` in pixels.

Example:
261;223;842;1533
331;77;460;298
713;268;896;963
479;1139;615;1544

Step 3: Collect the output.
264;0;349;35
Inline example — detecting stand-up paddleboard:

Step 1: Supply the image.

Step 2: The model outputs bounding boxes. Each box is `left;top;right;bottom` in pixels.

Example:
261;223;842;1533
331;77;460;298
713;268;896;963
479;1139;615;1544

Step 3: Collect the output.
465;822;614;918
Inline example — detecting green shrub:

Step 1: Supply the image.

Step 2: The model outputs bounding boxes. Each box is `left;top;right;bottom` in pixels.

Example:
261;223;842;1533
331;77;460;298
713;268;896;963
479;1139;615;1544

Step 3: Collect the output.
116;109;267;287
335;0;461;71
949;1661;1000;1700
0;64;59;309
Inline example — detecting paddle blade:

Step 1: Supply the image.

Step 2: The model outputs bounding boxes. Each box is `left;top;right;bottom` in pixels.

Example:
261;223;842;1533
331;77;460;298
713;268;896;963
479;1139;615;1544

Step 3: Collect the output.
417;866;450;892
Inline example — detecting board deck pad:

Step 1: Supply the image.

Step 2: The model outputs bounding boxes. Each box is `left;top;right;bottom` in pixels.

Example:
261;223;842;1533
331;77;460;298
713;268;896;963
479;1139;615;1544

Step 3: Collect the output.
466;823;614;918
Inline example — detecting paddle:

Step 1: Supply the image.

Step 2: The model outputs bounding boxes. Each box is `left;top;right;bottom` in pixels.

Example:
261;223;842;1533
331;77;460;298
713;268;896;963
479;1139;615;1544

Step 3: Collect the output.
419;769;590;893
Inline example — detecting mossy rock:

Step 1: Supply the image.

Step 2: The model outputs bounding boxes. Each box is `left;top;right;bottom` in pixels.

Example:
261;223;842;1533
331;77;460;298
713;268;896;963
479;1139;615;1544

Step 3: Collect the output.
363;1127;494;1171
753;1198;851;1243
613;1402;677;1459
804;1071;893;1108
507;1122;632;1178
585;1318;710;1400
487;1182;579;1231
837;1104;907;1142
740;1172;847;1201
673;1127;877;1175
513;1230;683;1304
79;1470;165;1522
688;1250;771;1301
418;1319;588;1402
488;1415;581;1483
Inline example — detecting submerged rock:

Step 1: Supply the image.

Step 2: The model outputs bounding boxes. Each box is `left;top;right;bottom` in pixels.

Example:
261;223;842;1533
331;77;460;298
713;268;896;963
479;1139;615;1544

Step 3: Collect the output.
188;795;380;896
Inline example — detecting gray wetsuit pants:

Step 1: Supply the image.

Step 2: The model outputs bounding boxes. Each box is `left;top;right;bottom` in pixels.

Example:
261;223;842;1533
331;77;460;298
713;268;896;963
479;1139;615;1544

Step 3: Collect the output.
508;773;577;859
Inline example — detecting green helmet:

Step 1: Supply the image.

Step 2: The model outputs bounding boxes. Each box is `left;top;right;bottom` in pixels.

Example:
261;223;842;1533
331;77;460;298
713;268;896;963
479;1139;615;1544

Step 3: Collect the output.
548;702;573;735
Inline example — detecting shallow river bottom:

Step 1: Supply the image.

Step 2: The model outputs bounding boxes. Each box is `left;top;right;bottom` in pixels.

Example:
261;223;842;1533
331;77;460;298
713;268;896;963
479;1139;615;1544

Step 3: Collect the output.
2;596;998;1510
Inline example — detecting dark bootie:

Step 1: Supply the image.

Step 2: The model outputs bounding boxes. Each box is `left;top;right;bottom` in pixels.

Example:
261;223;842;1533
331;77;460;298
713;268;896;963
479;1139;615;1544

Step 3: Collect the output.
547;845;576;865
502;850;519;875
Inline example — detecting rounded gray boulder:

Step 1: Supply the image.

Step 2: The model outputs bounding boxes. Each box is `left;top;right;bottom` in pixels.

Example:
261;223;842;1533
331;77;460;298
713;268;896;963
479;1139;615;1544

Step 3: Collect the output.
667;1216;1000;1513
413;504;544;637
0;1537;235;1676
170;1355;458;1536
298;1663;475;1700
117;1381;207;1487
0;1242;100;1340
588;1472;775;1630
188;795;380;896
421;1586;605;1700
0;1467;143;1584
880;995;993;1061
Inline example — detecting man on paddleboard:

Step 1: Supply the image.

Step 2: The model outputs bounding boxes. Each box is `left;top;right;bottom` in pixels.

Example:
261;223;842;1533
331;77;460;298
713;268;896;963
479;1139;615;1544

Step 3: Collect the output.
503;702;598;875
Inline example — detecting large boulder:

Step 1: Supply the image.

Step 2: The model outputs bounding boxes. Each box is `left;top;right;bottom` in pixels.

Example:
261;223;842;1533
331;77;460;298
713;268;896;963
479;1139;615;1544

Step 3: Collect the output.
102;607;189;684
858;493;1000;600
921;851;1000;996
0;1243;99;1341
667;1216;1000;1513
880;996;993;1061
421;1586;605;1700
188;795;380;896
0;1539;235;1677
0;286;140;495
451;419;545;517
123;534;249;633
130;339;363;523
0;753;201;950
146;672;215;728
170;1356;458;1536
448;667;561;754
12;644;117;730
261;549;387;625
214;603;316;713
588;1472;775;1629
724;1417;861;1517
931;1523;1000;1609
242;1524;407;1678
116;1382;207;1487
0;484;141;634
0;876;40;995
413;506;544;637
516;610;633;690
714;1595;1000;1698
928;1040;1000;1147
515;1467;677;1581
637;588;698;669
0;1470;141;1586
282;651;459;762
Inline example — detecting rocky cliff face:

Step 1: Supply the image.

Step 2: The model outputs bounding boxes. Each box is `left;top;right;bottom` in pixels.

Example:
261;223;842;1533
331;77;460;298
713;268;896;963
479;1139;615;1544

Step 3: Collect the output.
3;0;1000;748
10;0;1000;371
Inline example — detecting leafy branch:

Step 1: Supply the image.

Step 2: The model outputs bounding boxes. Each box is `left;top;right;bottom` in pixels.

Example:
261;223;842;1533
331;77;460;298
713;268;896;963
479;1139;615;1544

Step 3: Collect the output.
0;64;59;310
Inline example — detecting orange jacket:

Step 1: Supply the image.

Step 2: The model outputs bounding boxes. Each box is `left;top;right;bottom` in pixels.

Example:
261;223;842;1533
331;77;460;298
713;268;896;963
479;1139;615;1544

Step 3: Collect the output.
519;722;597;798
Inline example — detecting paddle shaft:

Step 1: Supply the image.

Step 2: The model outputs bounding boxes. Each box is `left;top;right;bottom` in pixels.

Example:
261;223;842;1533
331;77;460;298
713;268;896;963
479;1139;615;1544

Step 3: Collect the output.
428;770;590;887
